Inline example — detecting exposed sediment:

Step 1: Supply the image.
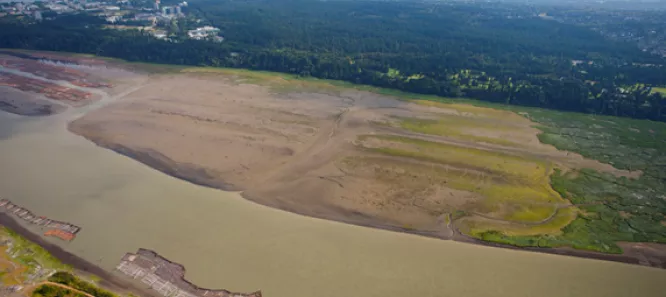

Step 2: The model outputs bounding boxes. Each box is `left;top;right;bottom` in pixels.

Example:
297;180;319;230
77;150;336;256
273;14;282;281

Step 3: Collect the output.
0;51;120;116
0;86;66;116
103;143;240;191
67;73;666;269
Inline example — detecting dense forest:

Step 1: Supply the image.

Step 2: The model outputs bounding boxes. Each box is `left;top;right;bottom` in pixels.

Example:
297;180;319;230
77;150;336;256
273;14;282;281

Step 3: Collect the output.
1;0;665;121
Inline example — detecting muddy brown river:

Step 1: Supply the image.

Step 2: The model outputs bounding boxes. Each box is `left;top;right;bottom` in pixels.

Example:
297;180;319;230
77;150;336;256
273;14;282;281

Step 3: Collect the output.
0;72;663;297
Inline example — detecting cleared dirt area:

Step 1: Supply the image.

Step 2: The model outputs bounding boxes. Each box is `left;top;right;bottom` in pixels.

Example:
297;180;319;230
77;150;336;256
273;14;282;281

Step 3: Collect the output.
69;70;640;237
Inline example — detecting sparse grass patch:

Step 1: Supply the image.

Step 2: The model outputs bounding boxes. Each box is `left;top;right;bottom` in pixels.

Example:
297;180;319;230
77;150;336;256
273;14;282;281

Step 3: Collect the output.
396;116;519;147
411;100;520;119
467;206;577;238
181;67;343;94
0;227;69;272
362;135;550;181
356;135;566;225
0;247;27;285
502;203;558;222
49;272;119;297
651;87;666;95
31;284;89;297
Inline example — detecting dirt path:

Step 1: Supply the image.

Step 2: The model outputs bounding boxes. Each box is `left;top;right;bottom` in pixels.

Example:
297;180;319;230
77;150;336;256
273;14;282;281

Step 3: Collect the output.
24;281;96;297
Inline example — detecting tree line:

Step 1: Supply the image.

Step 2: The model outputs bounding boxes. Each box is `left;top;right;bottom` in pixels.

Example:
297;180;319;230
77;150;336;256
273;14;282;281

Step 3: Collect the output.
0;0;665;121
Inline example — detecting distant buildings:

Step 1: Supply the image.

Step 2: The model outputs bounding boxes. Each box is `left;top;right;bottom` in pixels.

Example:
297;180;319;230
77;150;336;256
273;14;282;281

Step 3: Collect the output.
152;30;168;40
135;13;157;24
45;3;72;13
160;2;185;17
188;26;220;40
106;15;121;23
5;0;214;42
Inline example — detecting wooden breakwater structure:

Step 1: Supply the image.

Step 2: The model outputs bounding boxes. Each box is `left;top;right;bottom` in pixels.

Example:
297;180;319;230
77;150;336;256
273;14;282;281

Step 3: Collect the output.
0;198;80;241
116;248;262;297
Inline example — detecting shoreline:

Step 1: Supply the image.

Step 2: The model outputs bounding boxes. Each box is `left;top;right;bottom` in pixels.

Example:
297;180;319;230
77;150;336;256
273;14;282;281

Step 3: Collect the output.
75;135;666;270
0;213;160;297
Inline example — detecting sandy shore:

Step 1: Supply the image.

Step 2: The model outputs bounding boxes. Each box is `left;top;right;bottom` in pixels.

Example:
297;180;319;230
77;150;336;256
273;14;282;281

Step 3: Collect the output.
65;72;666;269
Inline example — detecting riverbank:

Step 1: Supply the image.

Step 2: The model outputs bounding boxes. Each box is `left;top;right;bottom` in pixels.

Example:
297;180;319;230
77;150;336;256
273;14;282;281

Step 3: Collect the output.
1;49;665;297
0;86;67;116
0;213;160;297
2;99;665;297
71;133;665;269
66;71;666;270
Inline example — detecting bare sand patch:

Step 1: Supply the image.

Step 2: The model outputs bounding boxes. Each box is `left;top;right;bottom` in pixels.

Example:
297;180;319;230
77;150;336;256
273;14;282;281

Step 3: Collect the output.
617;242;666;268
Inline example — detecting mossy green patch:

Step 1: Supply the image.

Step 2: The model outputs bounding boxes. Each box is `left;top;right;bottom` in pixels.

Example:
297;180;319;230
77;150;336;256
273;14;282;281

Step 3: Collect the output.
468;206;577;236
396;116;519;147
484;108;666;253
359;135;566;225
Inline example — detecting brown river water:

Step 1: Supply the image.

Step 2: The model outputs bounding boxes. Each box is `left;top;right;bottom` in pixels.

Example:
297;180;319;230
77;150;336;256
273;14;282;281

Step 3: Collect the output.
0;69;663;297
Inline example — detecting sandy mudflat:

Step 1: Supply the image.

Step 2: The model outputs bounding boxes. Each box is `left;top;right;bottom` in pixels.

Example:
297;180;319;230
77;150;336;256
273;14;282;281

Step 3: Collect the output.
1;60;665;297
0;52;132;114
69;72;641;237
0;86;66;116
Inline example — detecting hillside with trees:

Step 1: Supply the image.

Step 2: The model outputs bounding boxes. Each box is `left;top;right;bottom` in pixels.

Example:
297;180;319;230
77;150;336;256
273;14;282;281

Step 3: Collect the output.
0;0;665;121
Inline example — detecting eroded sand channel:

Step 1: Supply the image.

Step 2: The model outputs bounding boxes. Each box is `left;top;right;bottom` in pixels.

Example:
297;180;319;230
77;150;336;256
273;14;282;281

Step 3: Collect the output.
0;66;664;297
